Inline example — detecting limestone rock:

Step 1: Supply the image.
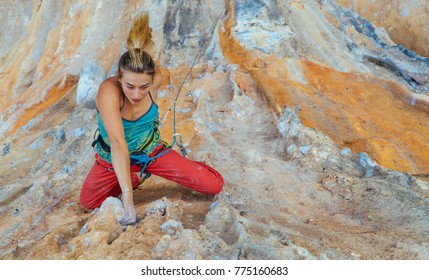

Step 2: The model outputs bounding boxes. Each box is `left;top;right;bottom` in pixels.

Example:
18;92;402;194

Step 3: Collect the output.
1;0;429;261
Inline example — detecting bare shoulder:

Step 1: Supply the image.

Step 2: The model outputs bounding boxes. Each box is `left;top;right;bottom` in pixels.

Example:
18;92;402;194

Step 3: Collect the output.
96;77;125;140
96;77;121;109
99;77;120;95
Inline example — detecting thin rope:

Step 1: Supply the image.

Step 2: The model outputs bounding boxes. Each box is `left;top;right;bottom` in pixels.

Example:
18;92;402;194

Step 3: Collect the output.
158;11;224;162
159;11;224;126
135;11;225;177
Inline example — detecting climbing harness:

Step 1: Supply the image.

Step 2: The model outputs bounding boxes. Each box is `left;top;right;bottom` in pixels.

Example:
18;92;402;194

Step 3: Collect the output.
92;12;224;179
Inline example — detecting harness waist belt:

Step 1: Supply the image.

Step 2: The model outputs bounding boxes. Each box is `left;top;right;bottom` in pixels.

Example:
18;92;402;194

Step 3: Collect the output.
91;128;157;155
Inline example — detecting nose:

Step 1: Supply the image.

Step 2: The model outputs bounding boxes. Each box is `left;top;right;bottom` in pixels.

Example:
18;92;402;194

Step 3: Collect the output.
131;88;141;98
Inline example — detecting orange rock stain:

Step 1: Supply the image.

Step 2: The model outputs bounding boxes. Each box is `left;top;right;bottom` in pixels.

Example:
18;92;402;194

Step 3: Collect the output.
220;1;429;174
8;74;79;136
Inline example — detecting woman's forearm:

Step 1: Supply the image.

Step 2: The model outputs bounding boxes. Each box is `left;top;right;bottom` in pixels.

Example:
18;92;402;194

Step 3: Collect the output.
110;138;136;225
110;139;133;192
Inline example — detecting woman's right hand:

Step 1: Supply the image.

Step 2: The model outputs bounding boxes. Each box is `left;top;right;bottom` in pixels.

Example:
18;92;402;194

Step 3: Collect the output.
120;191;136;226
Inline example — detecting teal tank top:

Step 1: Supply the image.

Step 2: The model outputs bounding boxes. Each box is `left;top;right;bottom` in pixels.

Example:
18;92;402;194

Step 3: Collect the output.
95;94;161;163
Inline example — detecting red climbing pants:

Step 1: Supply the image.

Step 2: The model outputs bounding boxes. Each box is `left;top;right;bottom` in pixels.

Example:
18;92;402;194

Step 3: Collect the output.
79;144;224;210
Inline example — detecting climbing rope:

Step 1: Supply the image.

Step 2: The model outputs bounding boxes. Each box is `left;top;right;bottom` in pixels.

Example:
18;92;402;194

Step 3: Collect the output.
134;11;224;178
159;11;224;158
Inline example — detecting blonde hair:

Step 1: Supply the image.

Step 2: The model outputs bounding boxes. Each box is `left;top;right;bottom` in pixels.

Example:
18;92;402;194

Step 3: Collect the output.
118;12;155;77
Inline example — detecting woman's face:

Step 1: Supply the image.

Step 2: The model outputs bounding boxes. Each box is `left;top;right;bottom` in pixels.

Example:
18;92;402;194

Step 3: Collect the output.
119;71;153;104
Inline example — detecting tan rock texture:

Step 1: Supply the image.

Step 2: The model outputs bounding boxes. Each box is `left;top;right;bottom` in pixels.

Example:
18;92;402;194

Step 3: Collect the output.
337;0;429;57
1;0;429;260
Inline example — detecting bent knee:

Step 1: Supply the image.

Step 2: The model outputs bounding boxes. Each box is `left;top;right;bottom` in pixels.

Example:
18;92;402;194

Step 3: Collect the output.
206;175;224;195
198;162;224;195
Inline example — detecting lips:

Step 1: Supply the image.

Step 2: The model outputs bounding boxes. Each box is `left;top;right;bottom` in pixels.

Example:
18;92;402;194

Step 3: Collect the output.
131;98;141;103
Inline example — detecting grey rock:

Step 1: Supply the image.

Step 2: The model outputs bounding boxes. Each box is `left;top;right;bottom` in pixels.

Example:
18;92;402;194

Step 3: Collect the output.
2;143;11;156
76;60;106;104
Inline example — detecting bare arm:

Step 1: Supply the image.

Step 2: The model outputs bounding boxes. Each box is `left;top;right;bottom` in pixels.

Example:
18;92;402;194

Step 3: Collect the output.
96;79;136;225
150;66;163;99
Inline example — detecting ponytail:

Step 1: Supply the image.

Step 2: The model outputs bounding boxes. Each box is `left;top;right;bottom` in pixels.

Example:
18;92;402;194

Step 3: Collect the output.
126;12;152;51
118;12;155;77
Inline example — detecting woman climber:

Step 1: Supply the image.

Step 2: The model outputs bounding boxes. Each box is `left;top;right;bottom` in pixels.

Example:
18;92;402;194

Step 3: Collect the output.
79;12;224;225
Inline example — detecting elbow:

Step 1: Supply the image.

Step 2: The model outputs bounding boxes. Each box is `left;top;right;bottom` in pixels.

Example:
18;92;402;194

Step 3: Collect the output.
153;68;163;88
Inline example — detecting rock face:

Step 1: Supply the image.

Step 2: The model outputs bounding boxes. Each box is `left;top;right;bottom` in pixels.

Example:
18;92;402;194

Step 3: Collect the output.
1;0;429;260
337;0;429;58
